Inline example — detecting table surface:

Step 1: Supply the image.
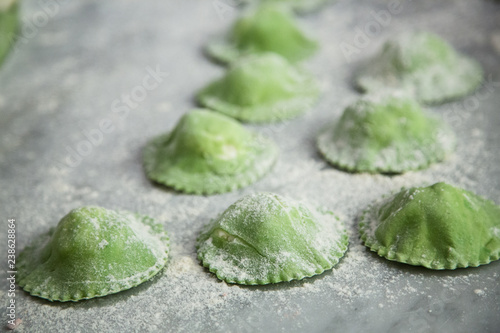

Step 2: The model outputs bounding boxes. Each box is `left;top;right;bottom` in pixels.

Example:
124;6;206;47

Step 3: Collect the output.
1;0;499;332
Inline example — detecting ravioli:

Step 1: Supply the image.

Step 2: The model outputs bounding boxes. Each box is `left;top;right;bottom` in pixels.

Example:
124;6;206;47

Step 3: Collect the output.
0;0;19;66
206;3;318;64
317;93;456;173
359;182;500;269
355;32;483;104
17;206;169;302
197;53;320;123
143;110;278;194
197;192;348;285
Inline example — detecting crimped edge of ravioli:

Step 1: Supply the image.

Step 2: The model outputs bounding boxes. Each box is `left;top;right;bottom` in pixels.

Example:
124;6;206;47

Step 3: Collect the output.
18;214;169;302
316;113;456;174
143;132;278;195
359;191;500;270
196;208;349;285
204;34;318;66
196;71;320;124
355;52;484;105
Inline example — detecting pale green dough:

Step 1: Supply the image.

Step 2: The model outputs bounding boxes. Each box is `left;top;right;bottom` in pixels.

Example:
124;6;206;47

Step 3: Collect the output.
355;32;483;104
197;192;349;285
317;93;456;173
206;3;318;64
197;53;320;123
17;206;169;302
0;0;19;66
360;183;500;270
143;110;278;194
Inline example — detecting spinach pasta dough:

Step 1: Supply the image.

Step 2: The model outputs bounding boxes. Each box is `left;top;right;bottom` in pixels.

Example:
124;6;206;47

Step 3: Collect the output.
359;183;500;269
17;206;169;302
197;192;348;285
317;93;456;173
197;53;320;123
206;3;318;64
143;110;278;194
0;0;19;66
355;32;483;104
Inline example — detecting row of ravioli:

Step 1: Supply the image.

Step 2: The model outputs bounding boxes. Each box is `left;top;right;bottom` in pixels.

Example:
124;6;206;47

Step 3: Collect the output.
17;183;500;302
145;2;483;195
14;0;500;303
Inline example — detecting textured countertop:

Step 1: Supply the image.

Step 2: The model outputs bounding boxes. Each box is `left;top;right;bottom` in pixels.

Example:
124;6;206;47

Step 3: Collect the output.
1;0;499;332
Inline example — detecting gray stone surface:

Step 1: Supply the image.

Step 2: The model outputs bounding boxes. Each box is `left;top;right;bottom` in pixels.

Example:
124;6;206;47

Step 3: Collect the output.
0;0;499;332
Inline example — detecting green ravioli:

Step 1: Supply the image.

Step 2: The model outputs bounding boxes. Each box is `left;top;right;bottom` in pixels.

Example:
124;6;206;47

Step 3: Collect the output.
197;53;320;123
0;0;19;66
197;192;348;285
355;32;483;104
17;206;169;302
143;110;278;194
317;93;456;173
360;183;500;270
206;3;318;65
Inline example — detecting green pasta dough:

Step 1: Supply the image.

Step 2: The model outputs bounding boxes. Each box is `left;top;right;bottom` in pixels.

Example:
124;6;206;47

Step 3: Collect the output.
206;3;318;64
0;0;19;66
197;192;349;285
17;206;169;302
317;93;456;173
355;32;483;104
197;53;320;123
359;183;500;269
143;110;278;194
